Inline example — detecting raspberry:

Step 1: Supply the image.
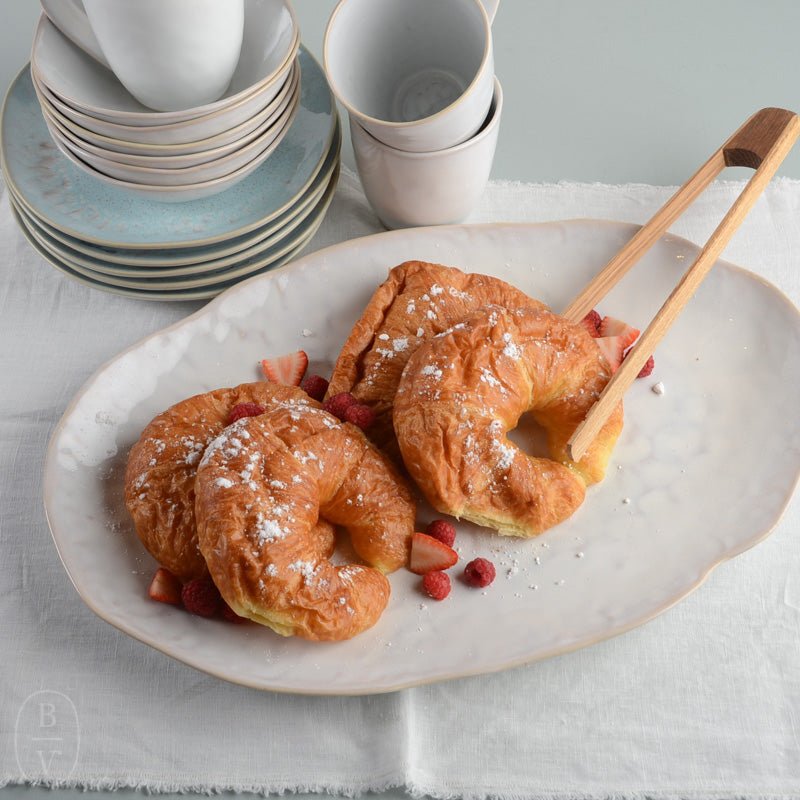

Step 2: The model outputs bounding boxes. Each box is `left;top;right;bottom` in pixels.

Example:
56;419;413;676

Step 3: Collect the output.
463;558;496;588
343;403;375;431
636;354;655;378
227;402;265;425
301;374;329;401
221;602;248;624
181;576;221;617
581;309;602;337
422;571;451;601
426;519;456;547
323;392;357;420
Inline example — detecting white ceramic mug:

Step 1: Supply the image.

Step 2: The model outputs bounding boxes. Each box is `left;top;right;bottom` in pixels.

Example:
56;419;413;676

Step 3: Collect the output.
351;78;503;229
325;0;499;153
39;0;245;112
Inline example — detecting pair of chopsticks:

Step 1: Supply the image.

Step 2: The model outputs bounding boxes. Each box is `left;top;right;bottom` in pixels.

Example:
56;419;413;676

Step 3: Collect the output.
564;107;800;462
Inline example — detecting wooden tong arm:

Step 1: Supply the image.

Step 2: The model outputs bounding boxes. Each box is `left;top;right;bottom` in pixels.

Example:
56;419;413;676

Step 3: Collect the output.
565;108;800;462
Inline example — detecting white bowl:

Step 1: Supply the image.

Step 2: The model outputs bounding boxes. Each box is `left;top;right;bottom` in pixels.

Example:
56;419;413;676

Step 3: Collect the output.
351;77;502;228
48;98;299;202
33;22;297;145
32;62;299;158
37;66;300;170
325;0;494;152
31;0;298;125
45;79;300;187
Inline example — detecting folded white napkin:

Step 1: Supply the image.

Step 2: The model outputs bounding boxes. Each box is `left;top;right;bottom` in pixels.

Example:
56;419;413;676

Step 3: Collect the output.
1;168;798;799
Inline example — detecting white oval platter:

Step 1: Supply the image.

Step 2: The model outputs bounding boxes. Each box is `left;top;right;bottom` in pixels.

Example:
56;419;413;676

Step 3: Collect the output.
43;219;800;695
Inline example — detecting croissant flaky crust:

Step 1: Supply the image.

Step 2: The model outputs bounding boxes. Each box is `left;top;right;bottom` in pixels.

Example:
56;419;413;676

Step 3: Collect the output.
194;396;416;640
124;382;325;582
393;305;624;537
326;261;547;457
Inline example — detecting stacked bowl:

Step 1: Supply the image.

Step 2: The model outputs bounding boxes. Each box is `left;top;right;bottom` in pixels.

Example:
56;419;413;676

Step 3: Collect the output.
31;2;300;202
1;2;341;300
324;0;501;229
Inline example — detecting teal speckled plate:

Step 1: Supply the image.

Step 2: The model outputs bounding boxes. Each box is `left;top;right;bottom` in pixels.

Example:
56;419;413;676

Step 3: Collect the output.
0;47;336;250
6;121;340;272
9;180;333;301
14;166;338;291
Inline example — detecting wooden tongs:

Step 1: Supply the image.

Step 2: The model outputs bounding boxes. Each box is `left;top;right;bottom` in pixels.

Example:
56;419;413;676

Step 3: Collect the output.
564;107;800;462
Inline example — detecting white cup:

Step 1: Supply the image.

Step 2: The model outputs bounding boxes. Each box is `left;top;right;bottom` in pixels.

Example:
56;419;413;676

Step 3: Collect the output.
325;0;498;153
40;0;245;112
351;78;503;229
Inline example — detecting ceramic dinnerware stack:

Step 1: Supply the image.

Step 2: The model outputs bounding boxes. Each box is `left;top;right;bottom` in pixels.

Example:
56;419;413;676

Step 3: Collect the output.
29;0;301;202
1;44;341;300
325;0;503;229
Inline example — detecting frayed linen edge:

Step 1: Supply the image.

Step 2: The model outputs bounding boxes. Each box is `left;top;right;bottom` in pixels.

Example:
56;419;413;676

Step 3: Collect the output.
0;776;401;797
3;777;800;800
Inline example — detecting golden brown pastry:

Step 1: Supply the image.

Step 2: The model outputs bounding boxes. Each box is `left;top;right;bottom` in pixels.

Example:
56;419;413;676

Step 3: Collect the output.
194;395;416;640
393;305;623;537
125;382;336;582
326;261;547;456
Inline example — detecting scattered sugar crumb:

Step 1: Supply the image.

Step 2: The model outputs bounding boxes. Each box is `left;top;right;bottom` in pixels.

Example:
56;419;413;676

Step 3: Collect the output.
302;328;313;337
576;551;584;559
622;497;631;505
652;381;665;395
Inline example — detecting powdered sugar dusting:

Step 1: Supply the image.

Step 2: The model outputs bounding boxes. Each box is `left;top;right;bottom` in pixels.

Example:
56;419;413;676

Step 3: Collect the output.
502;333;522;360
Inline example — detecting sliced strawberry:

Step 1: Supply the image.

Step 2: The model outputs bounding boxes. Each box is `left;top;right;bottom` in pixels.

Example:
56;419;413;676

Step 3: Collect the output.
409;532;458;575
580;309;602;337
260;350;308;386
148;568;182;606
595;335;626;373
598;316;640;350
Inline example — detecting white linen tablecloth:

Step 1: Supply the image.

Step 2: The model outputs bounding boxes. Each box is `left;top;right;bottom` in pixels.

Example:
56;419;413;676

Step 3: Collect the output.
1;167;799;799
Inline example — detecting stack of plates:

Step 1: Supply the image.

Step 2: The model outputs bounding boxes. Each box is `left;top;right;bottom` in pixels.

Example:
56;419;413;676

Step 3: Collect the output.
1;48;340;301
30;2;302;202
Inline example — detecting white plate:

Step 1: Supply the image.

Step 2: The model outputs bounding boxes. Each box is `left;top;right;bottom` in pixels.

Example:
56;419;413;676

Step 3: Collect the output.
43;221;800;695
32;1;297;126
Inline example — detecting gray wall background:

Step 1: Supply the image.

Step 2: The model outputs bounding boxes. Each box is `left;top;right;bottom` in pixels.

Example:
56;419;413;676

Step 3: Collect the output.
2;1;800;184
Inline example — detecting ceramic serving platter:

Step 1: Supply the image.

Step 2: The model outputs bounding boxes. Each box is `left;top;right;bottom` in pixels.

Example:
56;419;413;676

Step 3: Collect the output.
43;221;800;694
1;47;337;248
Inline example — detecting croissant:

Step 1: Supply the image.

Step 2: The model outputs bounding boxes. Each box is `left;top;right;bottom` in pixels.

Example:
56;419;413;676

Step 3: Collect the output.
393;305;623;536
194;395;416;640
326;260;547;458
125;383;341;581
